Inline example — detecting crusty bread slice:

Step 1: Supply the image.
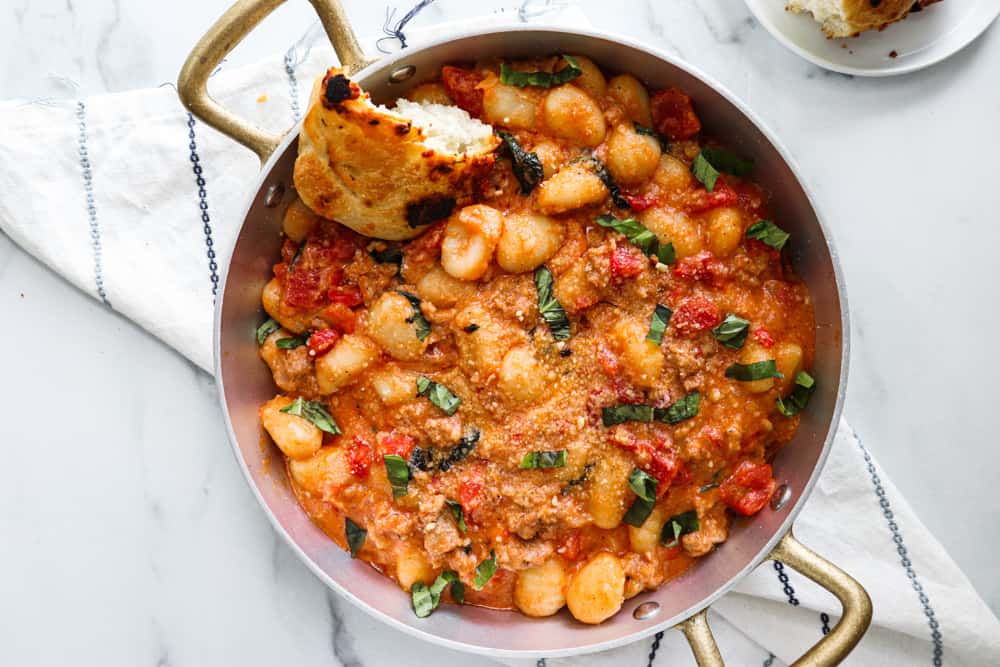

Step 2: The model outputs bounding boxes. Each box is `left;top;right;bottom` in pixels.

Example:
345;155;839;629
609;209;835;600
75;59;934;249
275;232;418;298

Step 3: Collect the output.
786;0;941;38
294;68;499;241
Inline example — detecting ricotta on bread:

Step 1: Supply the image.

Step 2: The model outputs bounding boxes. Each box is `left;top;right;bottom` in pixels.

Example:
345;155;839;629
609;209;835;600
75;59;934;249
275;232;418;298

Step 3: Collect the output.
294;68;499;241
786;0;941;38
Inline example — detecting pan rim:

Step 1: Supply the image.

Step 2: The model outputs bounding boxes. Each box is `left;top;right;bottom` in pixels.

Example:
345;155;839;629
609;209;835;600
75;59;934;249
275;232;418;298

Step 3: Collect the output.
212;23;851;658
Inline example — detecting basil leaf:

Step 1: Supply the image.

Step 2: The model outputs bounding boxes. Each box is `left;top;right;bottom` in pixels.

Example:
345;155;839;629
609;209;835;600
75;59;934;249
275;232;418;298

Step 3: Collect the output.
725;360;783;382
409;447;433;472
564;462;595;493
658;392;700;425
412;570;464;617
746;220;790;250
288;242;305;272
698;482;719;493
633;122;669;150
275;333;309;350
646;304;672;345
776;371;816;417
416;377;462;416
256;318;280;345
519;450;568;469
712;314;750;350
280;397;341;435
691;147;753;193
499;55;582;88
602;404;654;426
397;290;431;341
534;266;571;341
384;454;410;499
474;550;497;589
445;500;467;534
345;517;366;557
575;156;629;209
661;510;700;547
595;214;675;266
498;131;544;194
623;467;658;528
690;151;720;192
438;427;480;472
370;244;403;265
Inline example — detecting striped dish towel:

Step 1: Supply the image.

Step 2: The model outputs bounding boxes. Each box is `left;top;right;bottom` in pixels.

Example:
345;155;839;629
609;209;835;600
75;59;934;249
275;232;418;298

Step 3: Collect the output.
0;5;997;666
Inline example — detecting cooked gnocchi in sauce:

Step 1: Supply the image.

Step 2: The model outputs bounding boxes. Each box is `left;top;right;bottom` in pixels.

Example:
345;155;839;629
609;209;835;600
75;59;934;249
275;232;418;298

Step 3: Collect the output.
258;55;815;624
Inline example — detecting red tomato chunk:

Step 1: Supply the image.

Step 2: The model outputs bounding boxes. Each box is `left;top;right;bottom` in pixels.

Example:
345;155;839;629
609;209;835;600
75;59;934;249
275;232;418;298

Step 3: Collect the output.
720;461;776;516
441;66;484;117
672;295;721;336
651;87;701;140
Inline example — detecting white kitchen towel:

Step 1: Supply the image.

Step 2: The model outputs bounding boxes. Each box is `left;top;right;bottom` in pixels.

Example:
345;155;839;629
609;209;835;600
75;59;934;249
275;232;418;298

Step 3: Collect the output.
0;4;998;666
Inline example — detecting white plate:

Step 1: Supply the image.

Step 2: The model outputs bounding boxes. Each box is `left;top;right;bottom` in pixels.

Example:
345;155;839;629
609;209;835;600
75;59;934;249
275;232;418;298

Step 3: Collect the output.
744;0;1000;76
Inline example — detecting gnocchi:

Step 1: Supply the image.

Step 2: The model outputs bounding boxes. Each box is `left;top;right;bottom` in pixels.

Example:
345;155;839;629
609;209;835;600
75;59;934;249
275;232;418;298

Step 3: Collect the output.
496;213;564;273
565;552;626;624
441;204;504;281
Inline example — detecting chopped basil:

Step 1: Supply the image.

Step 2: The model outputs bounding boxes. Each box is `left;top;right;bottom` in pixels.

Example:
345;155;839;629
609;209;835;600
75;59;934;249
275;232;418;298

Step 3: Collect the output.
698;482;720;493
595;214;675;265
275;333;309;350
498;131;544;194
499;55;582;88
574;156;630;209
384;454;410;499
602;404;654;427
661;392;701;424
519;450;568;469
345;518;366;557
409;446;433;472
288;242;305;272
563;462;595;493
623;468;658;528
746;220;790;250
412;570;463;618
370;244;403;265
777;371;816;417
646;304;672;345
445;500;467;534
462;323;480;333
691;147;753;192
474;550;497;589
416;377;462;415
633;122;669;150
725;360;783;382
661;510;700;547
603;397;698;426
712;314;750;350
534;266;571;341
439;428;480;472
256;318;280;345
280;397;341;435
397;290;431;341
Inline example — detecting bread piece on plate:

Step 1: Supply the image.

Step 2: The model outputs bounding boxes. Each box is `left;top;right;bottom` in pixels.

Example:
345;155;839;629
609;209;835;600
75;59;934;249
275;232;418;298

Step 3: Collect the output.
786;0;942;38
294;68;499;240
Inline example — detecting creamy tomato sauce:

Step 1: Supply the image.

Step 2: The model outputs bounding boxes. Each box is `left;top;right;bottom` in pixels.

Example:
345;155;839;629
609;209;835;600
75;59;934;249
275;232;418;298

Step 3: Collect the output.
256;55;815;623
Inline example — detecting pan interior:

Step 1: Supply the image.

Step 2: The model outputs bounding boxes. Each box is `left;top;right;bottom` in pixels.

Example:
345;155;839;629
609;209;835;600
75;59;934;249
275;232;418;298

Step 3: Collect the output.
216;27;846;657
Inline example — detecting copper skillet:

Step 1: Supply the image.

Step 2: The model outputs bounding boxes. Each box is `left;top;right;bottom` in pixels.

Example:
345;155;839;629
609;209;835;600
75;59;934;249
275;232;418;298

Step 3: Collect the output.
177;1;872;663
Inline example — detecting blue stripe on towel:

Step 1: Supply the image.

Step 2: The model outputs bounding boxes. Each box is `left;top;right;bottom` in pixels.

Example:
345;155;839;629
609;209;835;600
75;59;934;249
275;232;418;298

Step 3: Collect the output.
855;433;943;665
646;630;664;666
75;101;110;306
185;113;220;296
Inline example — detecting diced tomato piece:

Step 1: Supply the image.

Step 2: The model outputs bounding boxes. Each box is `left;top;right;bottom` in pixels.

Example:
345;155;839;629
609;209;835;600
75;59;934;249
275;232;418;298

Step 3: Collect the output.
441;66;484;117
346;437;372;478
647;448;681;497
609;244;646;281
596;341;620;377
683;179;739;213
557;530;584;562
321;303;357;333
327;285;363;307
622;192;660;212
459;479;484;514
672;251;722;283
307;328;341;357
379;431;416;460
753;328;775;349
650;87;701;140
284;267;326;309
672;295;721;337
720;460;776;516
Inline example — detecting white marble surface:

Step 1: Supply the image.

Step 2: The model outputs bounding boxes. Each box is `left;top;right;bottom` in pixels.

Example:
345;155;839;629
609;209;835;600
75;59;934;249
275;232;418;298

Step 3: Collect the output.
1;1;998;665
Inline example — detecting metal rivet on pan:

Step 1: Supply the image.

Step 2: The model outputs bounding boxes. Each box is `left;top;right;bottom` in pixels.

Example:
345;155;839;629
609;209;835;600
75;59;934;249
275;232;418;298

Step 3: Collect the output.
633;601;660;620
388;64;416;83
264;182;285;208
771;482;792;511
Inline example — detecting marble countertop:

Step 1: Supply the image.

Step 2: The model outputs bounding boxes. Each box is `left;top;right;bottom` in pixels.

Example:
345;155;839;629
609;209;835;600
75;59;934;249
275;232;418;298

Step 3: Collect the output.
1;1;997;664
